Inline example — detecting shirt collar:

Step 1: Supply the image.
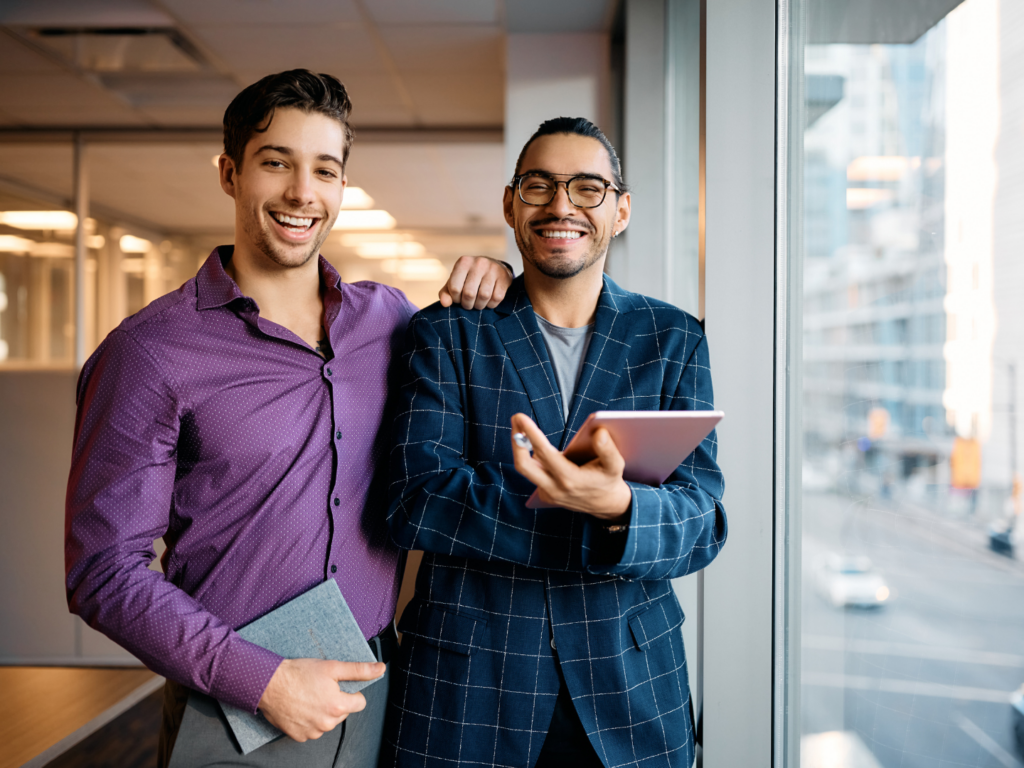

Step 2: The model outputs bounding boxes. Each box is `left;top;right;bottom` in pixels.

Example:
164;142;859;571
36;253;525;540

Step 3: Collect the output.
196;245;344;312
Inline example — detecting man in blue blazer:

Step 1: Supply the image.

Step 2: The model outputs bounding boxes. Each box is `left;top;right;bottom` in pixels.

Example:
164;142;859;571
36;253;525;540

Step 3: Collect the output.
382;117;727;768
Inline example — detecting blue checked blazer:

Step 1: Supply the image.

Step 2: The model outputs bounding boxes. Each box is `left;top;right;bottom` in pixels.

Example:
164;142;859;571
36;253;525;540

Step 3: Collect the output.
381;275;727;768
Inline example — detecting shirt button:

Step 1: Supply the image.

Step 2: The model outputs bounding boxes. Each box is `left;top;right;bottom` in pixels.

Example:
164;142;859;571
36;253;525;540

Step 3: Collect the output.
325;367;333;377
334;498;340;506
330;565;337;574
335;430;342;440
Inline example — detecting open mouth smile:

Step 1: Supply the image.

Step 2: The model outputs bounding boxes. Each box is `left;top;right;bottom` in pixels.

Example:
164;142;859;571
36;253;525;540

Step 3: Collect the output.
269;211;320;238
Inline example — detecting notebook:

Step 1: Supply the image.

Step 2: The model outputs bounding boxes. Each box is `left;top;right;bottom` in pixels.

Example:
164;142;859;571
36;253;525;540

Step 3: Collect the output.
219;579;383;754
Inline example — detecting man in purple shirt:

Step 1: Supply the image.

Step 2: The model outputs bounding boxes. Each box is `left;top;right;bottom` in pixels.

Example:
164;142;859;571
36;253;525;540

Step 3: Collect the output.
64;70;512;768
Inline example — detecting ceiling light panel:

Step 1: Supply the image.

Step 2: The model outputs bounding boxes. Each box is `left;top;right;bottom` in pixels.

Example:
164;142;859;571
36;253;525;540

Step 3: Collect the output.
341;187;374;210
332;210;397;230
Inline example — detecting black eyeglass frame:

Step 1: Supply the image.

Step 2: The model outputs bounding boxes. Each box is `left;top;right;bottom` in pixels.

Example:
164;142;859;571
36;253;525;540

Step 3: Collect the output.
511;172;622;209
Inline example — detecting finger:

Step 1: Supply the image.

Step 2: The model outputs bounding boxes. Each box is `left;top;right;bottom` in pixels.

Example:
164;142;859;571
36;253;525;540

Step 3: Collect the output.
472;274;497;310
329;660;386;682
485;282;507;309
509;414;557;459
438;286;453;307
444;257;473;306
590;427;626;475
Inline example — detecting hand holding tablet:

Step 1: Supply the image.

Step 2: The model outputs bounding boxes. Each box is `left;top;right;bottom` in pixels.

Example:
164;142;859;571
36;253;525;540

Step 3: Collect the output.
517;410;723;509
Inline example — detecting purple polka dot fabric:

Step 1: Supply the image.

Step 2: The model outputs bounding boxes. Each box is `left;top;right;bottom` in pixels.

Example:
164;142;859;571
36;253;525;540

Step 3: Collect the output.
65;247;416;713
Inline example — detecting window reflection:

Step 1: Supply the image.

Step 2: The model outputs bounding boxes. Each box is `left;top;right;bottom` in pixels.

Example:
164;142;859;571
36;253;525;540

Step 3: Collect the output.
797;0;1024;765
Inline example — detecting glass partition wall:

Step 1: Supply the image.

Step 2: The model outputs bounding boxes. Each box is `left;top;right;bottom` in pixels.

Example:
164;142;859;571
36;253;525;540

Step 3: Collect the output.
784;0;1024;765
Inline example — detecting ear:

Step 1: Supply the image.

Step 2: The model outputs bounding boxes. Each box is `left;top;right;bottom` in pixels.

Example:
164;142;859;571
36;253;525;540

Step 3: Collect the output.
219;154;238;199
503;185;515;228
613;191;631;236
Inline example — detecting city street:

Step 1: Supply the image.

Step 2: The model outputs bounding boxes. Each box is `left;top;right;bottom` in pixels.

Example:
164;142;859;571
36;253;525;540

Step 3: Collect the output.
801;491;1024;768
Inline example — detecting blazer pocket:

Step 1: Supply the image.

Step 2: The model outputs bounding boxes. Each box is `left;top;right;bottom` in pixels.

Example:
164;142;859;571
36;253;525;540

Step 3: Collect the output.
628;594;685;652
398;602;487;657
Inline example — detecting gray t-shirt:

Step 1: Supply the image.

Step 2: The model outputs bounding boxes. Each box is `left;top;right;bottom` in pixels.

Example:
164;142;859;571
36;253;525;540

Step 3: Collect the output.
536;314;595;421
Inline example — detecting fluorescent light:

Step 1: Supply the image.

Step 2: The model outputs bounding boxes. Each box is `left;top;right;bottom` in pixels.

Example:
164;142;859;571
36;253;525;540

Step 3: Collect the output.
341;187;374;209
847;156;918;181
332;210;396;230
120;234;152;253
356;241;426;259
338;233;412;246
380;258;447;281
0;211;78;231
31;242;74;258
211;154;222;167
0;235;35;253
846;188;894;210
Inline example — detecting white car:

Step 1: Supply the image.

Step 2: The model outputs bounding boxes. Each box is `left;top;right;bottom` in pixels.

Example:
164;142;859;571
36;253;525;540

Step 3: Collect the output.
816;554;891;608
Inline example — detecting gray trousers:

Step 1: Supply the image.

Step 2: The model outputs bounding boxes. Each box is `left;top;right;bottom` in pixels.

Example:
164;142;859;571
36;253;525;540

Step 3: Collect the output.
159;665;390;768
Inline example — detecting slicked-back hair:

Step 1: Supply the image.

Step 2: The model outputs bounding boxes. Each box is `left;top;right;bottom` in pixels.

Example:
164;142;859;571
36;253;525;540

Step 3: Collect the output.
223;69;354;171
513;117;628;193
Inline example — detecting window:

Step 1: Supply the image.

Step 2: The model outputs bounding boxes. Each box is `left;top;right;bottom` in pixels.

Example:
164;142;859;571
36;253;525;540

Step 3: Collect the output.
787;0;1024;765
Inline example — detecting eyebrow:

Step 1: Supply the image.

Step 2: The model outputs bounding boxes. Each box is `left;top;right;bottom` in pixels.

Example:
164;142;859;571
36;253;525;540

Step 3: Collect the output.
254;145;344;168
519;168;608;182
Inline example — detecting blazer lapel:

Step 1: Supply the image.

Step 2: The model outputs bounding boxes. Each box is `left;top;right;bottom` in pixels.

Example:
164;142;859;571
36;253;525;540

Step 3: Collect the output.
493;279;565;442
561;277;637;449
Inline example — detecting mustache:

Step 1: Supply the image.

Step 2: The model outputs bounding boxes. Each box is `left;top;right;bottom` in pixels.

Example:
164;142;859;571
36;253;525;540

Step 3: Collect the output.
529;216;595;234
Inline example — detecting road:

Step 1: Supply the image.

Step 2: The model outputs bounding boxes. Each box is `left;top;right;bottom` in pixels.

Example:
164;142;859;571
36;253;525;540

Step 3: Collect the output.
801;490;1024;768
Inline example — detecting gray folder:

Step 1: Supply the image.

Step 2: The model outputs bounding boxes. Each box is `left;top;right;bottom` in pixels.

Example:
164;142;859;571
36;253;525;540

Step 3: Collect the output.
219;579;383;754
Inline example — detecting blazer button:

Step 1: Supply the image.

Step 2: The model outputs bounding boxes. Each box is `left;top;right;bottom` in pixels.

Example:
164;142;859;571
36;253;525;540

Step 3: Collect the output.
550;636;557;650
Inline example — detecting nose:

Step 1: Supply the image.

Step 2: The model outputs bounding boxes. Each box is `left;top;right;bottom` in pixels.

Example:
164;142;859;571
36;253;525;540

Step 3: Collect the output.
544;181;580;218
284;166;317;207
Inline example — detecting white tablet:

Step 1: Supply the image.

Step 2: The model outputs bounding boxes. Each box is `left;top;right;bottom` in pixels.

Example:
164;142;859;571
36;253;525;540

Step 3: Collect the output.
526;410;724;509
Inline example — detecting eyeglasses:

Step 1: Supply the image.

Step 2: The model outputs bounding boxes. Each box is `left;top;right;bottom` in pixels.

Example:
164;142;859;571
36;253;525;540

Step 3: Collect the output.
512;172;620;209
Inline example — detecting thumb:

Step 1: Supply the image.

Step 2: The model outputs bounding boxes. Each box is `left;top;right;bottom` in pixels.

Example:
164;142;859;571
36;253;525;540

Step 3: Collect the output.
328;660;385;682
591;428;624;472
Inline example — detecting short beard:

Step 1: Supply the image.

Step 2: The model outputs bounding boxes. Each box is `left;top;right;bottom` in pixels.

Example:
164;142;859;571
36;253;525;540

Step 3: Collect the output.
243;205;327;269
516;227;607;280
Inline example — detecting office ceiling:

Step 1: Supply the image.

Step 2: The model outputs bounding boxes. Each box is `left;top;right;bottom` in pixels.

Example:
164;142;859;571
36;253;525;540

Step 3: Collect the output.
0;0;617;291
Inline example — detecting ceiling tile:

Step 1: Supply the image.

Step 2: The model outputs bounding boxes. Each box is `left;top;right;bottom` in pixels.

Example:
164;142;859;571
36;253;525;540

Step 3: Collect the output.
136;105;226;126
402;71;504;125
160;0;361;27
0;73;128;108
191;23;384;77
1;104;146;126
367;0;498;25
505;0;616;33
0;35;62;74
0;0;173;27
0;144;75;199
379;25;503;73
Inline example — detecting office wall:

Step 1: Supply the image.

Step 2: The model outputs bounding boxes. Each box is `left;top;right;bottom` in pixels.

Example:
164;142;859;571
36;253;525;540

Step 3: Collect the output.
0;371;136;664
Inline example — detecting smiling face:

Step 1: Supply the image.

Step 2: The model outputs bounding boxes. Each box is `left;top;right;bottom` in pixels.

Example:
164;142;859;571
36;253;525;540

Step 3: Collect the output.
504;133;630;280
221;106;347;270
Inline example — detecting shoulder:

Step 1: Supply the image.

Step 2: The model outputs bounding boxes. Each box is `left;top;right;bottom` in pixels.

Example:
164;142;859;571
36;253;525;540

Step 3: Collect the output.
607;281;705;340
78;280;197;400
342;281;417;325
408;301;499;341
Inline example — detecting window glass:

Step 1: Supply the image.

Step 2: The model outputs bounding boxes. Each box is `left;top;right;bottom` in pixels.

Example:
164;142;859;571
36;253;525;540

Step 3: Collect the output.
791;0;1024;765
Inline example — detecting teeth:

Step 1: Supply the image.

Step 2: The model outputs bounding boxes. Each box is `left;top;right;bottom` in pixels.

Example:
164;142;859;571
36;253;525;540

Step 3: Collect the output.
540;230;582;239
273;213;314;228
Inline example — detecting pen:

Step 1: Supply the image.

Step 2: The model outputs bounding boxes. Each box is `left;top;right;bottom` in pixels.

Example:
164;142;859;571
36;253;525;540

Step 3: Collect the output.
512;432;534;452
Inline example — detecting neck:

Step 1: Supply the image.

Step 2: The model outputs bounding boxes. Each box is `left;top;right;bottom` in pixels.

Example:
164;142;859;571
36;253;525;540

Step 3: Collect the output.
523;257;605;328
224;238;324;328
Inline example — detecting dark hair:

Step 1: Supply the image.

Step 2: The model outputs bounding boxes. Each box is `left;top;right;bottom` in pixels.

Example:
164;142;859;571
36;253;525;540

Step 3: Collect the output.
223;69;355;170
513;116;628;193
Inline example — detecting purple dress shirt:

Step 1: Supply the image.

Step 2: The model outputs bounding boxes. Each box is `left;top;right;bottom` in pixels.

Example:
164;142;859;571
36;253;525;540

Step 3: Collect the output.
65;247;416;713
